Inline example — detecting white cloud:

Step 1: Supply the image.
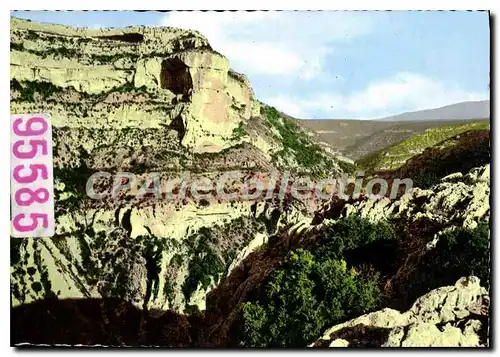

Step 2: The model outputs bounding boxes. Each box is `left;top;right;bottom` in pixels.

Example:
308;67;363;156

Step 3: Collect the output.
160;11;375;79
159;13;488;119
266;72;489;119
266;96;307;118
225;42;305;76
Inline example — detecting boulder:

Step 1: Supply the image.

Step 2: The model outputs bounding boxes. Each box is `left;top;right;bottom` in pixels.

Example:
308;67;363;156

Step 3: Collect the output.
312;276;489;348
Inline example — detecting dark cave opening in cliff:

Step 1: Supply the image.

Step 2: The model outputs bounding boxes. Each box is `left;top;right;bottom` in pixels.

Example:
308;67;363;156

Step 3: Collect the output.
160;58;193;98
169;114;186;143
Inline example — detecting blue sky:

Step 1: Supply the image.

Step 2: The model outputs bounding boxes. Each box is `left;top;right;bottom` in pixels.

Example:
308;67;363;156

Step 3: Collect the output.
12;11;490;119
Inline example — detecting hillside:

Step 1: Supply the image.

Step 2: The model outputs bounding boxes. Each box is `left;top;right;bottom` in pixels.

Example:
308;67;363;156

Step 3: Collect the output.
300;118;489;160
379;100;490;121
10;17;341;317
357;120;490;172
12;163;491;347
10;17;491;348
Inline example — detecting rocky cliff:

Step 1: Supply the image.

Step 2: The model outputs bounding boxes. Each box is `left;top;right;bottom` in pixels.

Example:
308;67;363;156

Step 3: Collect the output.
10;17;260;153
10;17;490;348
11;164;491;347
10;17;341;316
313;276;489;347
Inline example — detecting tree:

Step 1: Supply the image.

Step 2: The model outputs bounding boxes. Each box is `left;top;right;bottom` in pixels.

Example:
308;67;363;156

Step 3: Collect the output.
240;249;381;347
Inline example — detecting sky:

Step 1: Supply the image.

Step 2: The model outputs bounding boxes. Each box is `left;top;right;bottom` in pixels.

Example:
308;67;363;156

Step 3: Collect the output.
12;11;490;119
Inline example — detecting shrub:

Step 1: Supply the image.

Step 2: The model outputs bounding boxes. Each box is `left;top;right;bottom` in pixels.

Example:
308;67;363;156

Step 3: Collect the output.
337;160;357;175
232;122;246;140
238;215;398;347
11;80;67;102
240;249;381;347
404;220;490;302
10;42;24;51
311;214;397;261
182;229;224;301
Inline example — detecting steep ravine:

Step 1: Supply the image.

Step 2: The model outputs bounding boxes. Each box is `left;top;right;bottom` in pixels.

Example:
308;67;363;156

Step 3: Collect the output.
10;18;490;348
10;17;342;317
12;163;491;347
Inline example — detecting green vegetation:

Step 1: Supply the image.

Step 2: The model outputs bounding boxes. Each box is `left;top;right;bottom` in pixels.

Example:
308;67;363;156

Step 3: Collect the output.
337;159;358;175
25;30;41;41
11;79;149;104
34;46;78;59
10;41;78;59
53;162;94;214
241;249;381;347
11;79;68;102
239;214;491;347
231;122;246;140
311;214;397;261
182;217;265;303
164;280;175;304
182;228;224;301
357;121;490;172
264;106;336;176
110;82;148;94
32;243;56;299
403;220;490;304
239;215;396;347
15;29;139;63
401;130;490;189
440;221;490;288
10;42;24;51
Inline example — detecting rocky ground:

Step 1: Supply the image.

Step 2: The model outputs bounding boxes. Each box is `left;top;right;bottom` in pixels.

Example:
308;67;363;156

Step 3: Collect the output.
10;17;491;348
10;17;341;319
312;276;489;347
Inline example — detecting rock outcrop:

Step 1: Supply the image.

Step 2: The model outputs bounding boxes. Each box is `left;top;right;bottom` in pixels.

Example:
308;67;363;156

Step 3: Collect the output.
10;17;490;349
286;163;490;254
348;164;489;230
10;18;339;316
10;17;260;153
313;276;489;347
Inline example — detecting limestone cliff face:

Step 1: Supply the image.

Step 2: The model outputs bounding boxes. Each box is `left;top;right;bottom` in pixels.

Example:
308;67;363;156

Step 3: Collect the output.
10;18;336;315
10;17;260;153
281;164;490;255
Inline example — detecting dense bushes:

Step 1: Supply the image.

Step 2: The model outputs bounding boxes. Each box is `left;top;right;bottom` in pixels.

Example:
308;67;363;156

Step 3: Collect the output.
11;79;67;102
402;220;490;305
239;215;395;347
240;249;381;347
182;228;224;302
312;214;397;261
238;214;492;347
337;160;357;174
442;221;490;288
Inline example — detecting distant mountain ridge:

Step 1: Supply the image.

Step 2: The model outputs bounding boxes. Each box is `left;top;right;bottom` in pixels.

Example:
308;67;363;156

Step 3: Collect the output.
378;100;490;121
